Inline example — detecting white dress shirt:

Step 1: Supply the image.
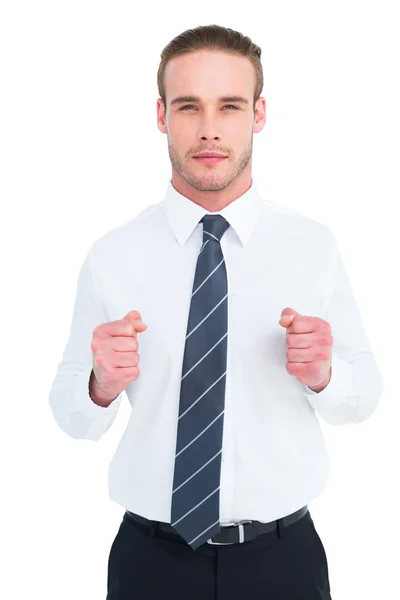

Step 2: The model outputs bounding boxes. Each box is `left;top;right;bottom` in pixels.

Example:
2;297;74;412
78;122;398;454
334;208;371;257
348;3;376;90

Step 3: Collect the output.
49;179;383;525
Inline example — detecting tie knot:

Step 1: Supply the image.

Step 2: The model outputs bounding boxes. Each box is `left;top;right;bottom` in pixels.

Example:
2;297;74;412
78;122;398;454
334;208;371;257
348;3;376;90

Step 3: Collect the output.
201;214;230;243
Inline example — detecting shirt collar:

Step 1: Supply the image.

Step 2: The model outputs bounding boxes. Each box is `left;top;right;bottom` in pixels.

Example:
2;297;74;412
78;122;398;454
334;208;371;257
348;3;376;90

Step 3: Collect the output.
161;178;262;247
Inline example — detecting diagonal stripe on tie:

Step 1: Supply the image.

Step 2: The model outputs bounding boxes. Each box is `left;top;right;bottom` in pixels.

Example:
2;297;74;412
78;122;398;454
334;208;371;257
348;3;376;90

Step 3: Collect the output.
170;214;230;549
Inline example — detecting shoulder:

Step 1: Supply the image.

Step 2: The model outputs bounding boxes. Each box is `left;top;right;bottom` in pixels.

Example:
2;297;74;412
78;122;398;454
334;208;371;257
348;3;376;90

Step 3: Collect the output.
258;195;337;247
89;201;163;261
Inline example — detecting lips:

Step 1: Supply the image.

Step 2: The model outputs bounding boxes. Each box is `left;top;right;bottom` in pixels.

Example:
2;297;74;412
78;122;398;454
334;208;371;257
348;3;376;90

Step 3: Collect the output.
193;152;227;165
194;152;227;158
194;155;227;164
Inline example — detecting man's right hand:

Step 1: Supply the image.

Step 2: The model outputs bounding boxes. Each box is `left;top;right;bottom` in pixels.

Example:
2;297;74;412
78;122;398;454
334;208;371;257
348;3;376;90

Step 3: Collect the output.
89;310;147;406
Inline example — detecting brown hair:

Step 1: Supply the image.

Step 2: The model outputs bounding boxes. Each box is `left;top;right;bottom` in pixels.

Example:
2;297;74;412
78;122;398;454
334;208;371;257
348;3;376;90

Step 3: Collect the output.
157;24;263;113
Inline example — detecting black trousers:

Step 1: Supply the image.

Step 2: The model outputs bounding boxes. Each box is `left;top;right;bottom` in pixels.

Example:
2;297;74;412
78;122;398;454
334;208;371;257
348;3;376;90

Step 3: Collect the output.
106;509;331;599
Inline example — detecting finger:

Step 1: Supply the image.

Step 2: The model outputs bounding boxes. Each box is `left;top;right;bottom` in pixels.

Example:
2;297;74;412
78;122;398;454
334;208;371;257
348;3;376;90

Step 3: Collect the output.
287;347;331;363
319;334;334;346
286;316;318;334
112;336;139;352
124;310;142;321
279;314;297;327
286;332;315;348
286;361;324;377
103;366;140;383
286;348;315;363
95;320;137;338
111;351;140;368
124;311;148;334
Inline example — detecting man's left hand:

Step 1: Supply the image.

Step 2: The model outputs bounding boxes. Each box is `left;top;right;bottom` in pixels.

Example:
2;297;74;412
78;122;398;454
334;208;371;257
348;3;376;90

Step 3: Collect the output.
278;307;333;392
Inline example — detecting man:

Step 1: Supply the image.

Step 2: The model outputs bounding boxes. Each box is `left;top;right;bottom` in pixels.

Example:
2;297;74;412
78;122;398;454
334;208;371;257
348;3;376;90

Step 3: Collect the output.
49;24;383;599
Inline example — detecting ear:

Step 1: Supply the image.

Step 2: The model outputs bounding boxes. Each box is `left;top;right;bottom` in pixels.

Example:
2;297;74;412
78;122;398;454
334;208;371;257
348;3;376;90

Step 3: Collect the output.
253;97;266;134
157;98;168;134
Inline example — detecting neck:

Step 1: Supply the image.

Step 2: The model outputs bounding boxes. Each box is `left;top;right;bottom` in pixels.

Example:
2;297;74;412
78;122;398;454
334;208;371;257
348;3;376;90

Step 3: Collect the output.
171;167;253;212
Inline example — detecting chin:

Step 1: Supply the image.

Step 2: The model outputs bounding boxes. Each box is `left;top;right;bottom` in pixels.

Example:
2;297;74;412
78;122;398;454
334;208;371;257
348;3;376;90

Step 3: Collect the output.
188;175;231;192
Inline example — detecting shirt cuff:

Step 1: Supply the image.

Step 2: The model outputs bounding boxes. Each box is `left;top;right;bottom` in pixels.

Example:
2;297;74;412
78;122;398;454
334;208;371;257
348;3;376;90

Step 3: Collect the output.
68;366;123;439
302;352;354;409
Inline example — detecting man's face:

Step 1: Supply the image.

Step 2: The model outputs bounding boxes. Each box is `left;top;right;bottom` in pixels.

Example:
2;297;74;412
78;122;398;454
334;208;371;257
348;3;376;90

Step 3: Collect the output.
157;50;266;192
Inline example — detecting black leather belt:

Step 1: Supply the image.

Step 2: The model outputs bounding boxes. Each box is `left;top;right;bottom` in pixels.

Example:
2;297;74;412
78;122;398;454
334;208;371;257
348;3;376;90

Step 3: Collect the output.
125;505;309;546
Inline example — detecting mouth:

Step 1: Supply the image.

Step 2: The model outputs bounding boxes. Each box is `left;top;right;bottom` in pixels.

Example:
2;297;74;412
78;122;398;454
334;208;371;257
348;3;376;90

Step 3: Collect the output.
193;154;228;165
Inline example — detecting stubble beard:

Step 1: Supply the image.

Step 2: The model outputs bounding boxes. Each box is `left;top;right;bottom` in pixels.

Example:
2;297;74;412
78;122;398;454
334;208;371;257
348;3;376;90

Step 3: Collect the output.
168;137;253;192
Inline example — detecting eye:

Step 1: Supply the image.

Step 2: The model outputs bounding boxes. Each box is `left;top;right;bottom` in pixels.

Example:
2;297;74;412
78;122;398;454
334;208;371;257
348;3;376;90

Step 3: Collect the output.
179;104;239;111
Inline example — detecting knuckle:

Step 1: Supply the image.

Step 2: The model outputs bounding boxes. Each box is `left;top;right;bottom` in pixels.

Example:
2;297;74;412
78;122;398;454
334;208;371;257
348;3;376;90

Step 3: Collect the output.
96;354;105;368
93;325;104;337
128;367;139;381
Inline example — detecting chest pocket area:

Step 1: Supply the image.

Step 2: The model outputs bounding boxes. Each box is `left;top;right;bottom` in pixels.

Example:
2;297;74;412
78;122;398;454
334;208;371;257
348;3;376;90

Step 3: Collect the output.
228;288;320;368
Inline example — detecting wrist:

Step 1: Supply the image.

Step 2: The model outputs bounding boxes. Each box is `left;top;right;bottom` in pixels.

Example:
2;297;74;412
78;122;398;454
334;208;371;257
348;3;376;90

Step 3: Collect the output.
89;370;117;407
309;367;332;393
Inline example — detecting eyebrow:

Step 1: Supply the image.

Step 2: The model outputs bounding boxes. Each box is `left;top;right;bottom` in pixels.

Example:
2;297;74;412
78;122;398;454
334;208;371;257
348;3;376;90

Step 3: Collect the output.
170;95;249;106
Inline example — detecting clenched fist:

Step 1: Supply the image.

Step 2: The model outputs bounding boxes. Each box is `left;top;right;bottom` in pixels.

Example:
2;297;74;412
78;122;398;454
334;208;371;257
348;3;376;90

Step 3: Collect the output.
89;310;147;406
279;307;333;393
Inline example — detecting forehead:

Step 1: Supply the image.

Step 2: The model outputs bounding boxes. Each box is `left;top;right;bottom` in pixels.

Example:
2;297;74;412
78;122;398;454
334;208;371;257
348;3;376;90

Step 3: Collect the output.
164;50;255;100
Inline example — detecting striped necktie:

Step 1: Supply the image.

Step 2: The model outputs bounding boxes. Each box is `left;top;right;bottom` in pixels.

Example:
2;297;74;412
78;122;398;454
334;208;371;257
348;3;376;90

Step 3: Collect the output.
170;214;230;550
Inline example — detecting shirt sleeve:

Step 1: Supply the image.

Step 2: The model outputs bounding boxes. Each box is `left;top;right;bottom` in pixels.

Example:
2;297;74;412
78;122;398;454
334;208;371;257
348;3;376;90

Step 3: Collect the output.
48;246;123;441
302;233;383;425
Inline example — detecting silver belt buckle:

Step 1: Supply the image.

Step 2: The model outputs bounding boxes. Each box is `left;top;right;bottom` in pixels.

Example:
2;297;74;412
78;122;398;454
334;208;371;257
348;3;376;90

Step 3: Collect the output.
207;520;253;545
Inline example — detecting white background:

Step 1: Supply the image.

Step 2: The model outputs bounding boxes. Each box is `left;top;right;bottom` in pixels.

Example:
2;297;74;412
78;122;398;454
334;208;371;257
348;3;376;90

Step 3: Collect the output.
1;1;399;598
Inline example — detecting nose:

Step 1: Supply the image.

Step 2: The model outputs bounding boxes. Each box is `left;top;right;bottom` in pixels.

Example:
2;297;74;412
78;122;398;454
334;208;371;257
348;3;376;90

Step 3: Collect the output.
198;111;221;142
200;134;220;142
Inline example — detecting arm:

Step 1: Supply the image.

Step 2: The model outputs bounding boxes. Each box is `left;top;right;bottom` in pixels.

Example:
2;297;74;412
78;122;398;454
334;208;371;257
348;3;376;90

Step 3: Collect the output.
48;246;123;440
302;234;383;425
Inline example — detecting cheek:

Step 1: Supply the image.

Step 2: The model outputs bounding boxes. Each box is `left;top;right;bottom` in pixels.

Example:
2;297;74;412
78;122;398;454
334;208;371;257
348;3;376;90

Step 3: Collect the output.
169;123;191;149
